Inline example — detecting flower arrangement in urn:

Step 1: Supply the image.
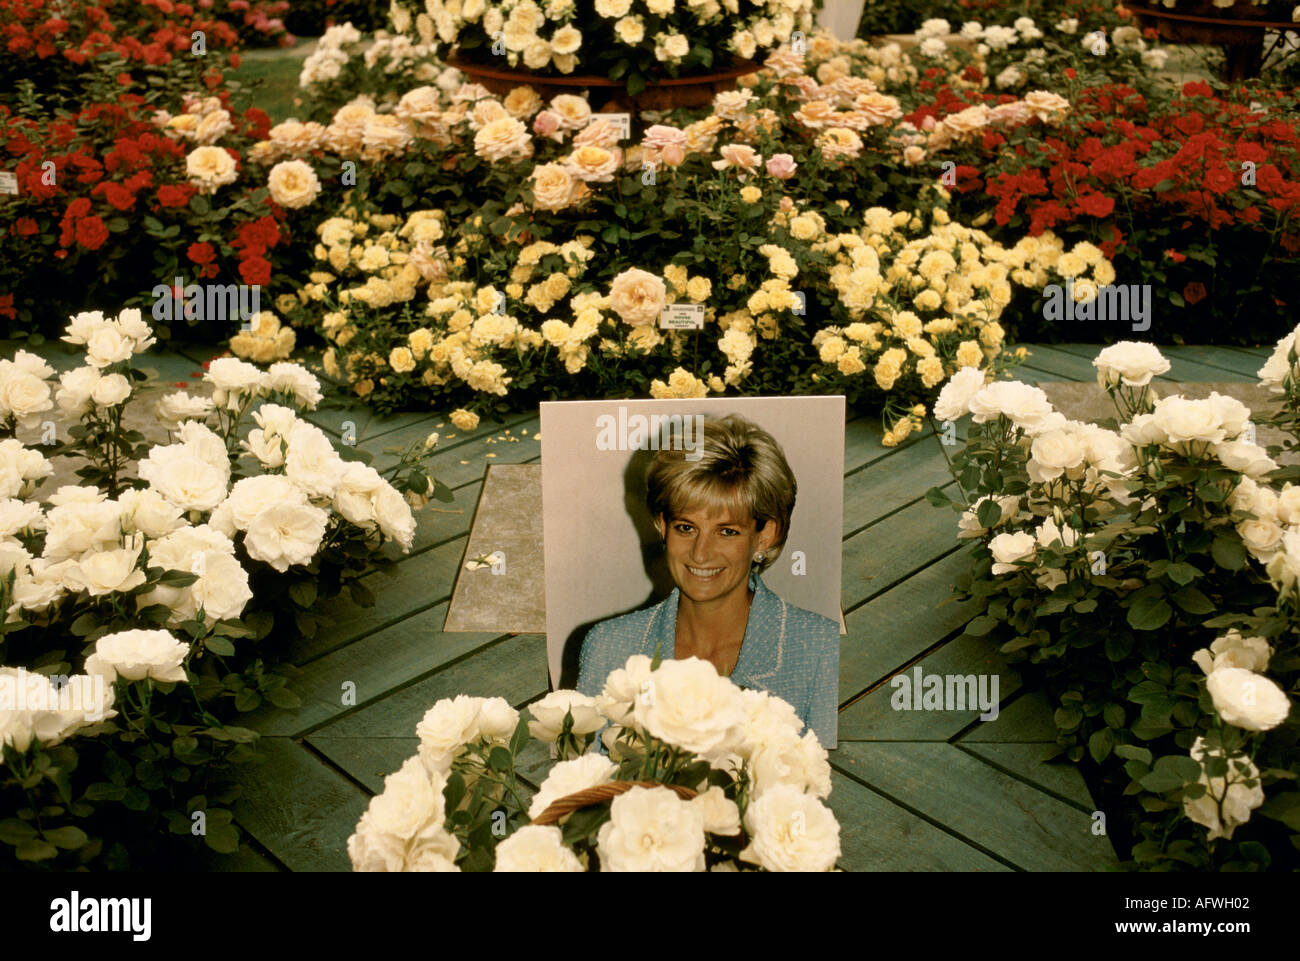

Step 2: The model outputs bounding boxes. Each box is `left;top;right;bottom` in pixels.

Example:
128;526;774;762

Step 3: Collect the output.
347;653;841;871
403;0;814;94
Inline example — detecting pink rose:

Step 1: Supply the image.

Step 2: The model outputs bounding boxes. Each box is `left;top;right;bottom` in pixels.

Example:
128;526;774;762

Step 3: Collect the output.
661;143;684;166
766;153;797;180
641;124;686;150
533;110;560;138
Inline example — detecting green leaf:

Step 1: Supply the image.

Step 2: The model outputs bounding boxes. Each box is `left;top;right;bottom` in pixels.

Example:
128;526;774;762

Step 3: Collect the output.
15;838;58;861
0;818;38;844
924;486;952;507
234;688;261;712
976;498;1002;529
43;826;88;850
1131;715;1175;740
1103;703;1125;729
509;717;530;756
1105;634;1133;661
1054;707;1084;731
1127;594;1172;631
1171;586;1215;615
487;746;513;771
289;581;318;608
1212;536;1246;570
204;636;236;657
1114;744;1152;765
963;615;998;637
265;687;301;709
1088;727;1114;763
204;824;240;854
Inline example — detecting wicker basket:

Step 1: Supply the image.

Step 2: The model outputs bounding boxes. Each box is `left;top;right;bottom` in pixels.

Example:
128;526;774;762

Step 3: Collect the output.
530;780;698;826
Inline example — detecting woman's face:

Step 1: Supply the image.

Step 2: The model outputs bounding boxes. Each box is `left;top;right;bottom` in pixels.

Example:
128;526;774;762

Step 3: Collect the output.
657;500;778;606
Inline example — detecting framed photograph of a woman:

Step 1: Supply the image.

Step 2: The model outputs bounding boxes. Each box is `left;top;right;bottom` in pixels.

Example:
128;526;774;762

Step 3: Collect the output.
540;397;845;748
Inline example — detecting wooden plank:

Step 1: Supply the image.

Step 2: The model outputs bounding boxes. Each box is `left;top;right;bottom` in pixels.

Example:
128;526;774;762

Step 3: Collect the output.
837;632;1021;741
307;633;550;741
1155;345;1264;379
841;481;963;611
245;601;508;737
286;537;469;664
1015;344;1104;383
1051;342;1243;383
839;548;975;704
832;742;1118;870
959;742;1099;813
823;769;1009;872
843;431;956;535
958;690;1059;743
230;736;372;872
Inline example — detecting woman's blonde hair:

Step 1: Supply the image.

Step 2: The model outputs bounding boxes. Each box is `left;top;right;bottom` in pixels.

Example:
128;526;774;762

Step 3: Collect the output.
646;414;796;572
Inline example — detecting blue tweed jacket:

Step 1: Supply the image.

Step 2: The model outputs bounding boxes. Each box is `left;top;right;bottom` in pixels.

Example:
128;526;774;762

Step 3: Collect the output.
575;573;839;748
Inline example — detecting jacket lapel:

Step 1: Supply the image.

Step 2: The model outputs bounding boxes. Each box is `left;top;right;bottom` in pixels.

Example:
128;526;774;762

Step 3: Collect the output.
732;575;784;686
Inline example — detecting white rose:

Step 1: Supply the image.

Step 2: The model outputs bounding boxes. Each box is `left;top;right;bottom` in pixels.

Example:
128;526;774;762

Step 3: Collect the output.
956;494;1020;539
1093;341;1170;388
84;326;135;368
1192;630;1271;676
1214;440;1276;478
476;696;519;742
1206;668;1290;731
967;381;1055;432
65;543;147;597
0;369;52;429
739;784;840;872
748;730;832;799
596;786;706;872
285;421;346;499
373;483;416;552
0;498;45;538
138;445;230;513
333;462;385;527
634;657;745;758
1151;396;1227;445
1182;737;1264;841
212;475;309;535
493;825;583;872
156;391;215;432
55;367;102;419
932;366;986;422
594;653;654;727
84;628;190;683
366;756;449;842
527;752;617;820
1277;484;1300;526
1120;412;1167;447
527;689;605;742
141;544;250;626
42;500;123;561
416;694;486;775
690;785;742;835
1027;429;1086;482
241;501;329;572
989;530;1036;574
266;362;324;409
115;308;155;353
177;420;229;474
1237;518;1283;560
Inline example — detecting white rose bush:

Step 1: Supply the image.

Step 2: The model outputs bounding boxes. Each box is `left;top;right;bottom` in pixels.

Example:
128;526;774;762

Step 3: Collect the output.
0;309;448;869
348;653;841;871
927;337;1300;871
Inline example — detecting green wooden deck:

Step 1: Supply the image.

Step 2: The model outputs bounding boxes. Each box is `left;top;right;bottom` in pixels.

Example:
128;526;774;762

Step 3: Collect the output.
25;340;1274;871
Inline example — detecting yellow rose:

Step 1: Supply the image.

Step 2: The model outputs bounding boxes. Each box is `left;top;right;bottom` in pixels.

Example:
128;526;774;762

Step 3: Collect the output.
389;346;416;373
449;408;480;431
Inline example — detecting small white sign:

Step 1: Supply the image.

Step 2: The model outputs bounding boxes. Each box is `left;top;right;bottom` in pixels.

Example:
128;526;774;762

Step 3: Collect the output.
588;112;631;141
0;172;17;195
659;303;705;330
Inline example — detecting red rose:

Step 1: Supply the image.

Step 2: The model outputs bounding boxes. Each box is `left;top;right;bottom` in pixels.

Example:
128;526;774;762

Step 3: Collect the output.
1076;192;1115;218
97;182;136;210
156;183;196;207
75;215;109;250
1166;249;1187;263
1182;81;1214;99
14;217;38;237
1183;281;1207;305
1203;163;1234;195
239;254;271;286
116;72;133;85
0;294;15;320
187;241;216;265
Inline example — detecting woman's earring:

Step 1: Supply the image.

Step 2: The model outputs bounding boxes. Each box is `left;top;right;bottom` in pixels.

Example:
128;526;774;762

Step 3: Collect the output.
752;551;766;565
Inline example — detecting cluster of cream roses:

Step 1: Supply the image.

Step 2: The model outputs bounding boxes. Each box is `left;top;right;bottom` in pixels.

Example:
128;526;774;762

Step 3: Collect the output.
349;654;839;872
407;0;813;74
938;341;1295;843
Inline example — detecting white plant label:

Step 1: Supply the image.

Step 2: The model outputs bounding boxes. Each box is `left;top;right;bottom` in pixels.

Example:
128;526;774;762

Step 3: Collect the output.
659;303;705;330
0;172;18;195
